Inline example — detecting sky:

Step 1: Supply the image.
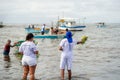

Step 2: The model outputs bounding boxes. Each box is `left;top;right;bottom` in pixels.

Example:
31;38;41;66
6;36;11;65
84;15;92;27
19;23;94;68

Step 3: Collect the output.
0;0;120;24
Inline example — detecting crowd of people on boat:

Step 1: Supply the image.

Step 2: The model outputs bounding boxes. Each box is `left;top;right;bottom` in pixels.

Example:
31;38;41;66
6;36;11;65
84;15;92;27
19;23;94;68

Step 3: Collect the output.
27;24;66;35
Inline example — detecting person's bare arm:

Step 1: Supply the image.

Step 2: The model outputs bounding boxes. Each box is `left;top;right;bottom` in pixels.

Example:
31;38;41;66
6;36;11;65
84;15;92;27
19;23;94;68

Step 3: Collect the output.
19;52;23;54
35;51;38;54
10;42;18;47
77;41;82;44
10;45;15;47
59;46;63;51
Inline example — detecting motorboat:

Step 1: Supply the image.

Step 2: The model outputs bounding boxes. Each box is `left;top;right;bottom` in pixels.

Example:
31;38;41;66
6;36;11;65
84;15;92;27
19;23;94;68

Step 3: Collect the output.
58;18;86;31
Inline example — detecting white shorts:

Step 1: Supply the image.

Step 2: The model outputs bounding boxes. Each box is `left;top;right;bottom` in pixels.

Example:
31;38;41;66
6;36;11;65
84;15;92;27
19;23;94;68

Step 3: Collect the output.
22;56;37;66
60;55;72;70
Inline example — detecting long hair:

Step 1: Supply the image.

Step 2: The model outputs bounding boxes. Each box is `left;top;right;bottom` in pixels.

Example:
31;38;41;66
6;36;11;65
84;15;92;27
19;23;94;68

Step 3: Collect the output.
26;33;34;40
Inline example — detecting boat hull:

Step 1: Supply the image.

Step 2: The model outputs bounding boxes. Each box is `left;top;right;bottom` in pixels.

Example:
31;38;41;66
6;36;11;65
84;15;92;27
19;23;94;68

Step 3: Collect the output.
96;25;106;28
34;34;66;39
59;25;86;31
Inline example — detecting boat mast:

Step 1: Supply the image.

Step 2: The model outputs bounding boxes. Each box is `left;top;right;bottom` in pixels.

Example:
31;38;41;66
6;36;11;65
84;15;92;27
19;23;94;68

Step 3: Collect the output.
79;18;80;25
62;11;64;18
83;17;86;25
56;16;60;27
51;21;53;27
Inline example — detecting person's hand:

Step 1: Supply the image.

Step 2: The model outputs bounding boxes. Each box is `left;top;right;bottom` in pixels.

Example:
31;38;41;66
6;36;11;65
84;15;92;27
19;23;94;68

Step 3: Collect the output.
59;46;63;51
13;42;19;46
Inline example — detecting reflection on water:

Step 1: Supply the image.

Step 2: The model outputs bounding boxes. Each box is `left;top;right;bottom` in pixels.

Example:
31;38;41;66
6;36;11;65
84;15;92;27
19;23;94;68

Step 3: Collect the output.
4;61;11;68
0;24;120;80
48;74;90;80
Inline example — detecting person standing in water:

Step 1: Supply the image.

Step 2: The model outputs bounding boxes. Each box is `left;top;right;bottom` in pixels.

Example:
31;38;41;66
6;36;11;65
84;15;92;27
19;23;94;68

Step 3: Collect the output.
19;33;38;80
59;31;82;80
41;24;46;35
3;40;16;62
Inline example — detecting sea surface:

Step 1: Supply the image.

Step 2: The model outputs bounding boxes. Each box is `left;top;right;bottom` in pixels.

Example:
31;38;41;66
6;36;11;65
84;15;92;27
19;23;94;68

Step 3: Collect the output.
0;23;120;80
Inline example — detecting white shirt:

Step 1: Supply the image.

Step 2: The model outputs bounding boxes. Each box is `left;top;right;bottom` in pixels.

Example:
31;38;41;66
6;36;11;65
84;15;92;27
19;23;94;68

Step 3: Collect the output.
19;41;38;58
41;25;45;31
59;38;77;57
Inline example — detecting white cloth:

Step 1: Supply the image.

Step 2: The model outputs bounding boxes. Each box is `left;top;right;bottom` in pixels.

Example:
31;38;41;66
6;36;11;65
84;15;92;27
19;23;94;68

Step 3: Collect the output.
60;54;72;70
19;41;38;66
22;56;36;66
41;25;45;31
59;38;77;70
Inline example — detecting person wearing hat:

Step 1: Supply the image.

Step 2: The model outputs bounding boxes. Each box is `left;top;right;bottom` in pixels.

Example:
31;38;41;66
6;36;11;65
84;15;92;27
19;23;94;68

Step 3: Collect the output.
59;31;82;80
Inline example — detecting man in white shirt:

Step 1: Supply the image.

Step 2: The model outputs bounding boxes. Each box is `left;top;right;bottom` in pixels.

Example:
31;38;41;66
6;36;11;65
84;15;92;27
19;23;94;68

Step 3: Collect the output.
59;31;82;80
41;24;46;35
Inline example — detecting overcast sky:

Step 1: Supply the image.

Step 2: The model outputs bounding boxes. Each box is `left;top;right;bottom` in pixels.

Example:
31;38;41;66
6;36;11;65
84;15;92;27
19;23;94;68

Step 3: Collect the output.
0;0;120;24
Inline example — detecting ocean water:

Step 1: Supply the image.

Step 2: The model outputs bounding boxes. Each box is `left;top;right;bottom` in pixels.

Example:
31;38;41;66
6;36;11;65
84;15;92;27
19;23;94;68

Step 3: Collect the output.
0;23;120;80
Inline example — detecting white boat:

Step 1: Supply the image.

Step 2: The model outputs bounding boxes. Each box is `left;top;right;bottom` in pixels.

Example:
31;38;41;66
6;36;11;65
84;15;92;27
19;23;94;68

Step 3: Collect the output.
58;18;86;31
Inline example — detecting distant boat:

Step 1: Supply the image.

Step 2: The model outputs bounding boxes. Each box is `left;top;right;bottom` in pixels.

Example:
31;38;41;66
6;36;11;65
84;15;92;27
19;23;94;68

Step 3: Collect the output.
58;18;86;31
0;22;4;28
96;22;106;28
33;30;75;39
25;27;66;39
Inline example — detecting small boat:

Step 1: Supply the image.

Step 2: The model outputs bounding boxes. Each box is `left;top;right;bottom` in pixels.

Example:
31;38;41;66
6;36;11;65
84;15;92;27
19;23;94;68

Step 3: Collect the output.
25;27;49;34
14;40;39;60
0;22;4;28
34;34;66;39
96;22;106;28
58;18;86;31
